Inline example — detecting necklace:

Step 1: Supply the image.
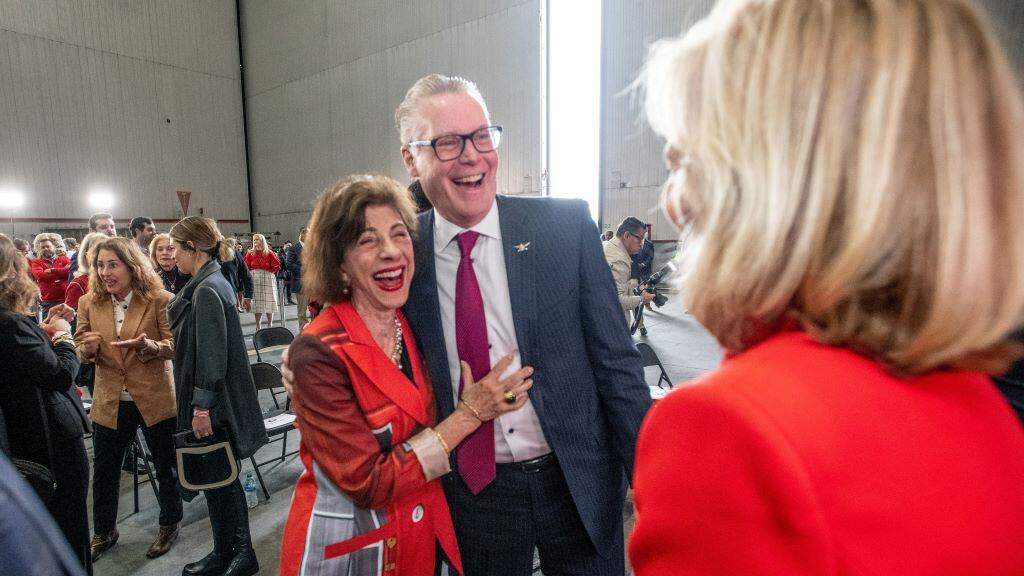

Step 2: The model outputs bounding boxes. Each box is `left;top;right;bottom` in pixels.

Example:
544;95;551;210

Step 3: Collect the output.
390;317;404;369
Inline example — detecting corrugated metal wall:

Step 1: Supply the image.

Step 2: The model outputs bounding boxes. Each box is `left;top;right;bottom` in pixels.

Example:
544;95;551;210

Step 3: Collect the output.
241;0;542;241
599;0;1024;242
0;0;250;238
599;0;714;241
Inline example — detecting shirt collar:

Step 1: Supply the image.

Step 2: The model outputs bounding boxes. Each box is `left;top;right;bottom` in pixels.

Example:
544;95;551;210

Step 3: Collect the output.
433;198;502;253
111;291;133;307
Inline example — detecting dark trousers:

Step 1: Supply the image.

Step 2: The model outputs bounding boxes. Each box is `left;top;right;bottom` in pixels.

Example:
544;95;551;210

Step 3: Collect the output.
450;455;624;576
92;401;182;533
203;478;252;555
35;437;92;575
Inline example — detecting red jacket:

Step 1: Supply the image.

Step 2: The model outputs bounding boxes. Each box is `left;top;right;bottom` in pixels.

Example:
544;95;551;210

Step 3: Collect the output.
30;255;71;303
629;331;1024;575
63;275;89;310
243;250;280;274
281;302;461;576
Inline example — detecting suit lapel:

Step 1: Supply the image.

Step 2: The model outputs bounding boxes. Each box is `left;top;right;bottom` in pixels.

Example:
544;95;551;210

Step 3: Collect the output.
497;195;539;372
406;210;456;417
333;303;427;425
90;296;123;368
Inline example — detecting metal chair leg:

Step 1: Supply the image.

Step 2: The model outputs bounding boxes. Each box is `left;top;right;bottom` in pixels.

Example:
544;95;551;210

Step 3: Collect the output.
250;457;271;501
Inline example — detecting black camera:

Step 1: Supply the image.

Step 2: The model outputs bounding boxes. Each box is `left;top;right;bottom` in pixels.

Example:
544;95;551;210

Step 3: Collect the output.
636;261;677;308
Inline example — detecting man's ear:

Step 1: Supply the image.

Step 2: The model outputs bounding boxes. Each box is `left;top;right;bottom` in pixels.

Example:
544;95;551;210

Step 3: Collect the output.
401;146;419;179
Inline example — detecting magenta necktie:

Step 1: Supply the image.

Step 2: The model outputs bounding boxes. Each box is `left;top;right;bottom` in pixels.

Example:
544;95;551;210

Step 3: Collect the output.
454;231;496;494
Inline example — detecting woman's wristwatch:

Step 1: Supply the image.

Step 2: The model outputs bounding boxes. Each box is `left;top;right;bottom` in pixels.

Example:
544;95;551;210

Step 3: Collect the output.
50;331;73;347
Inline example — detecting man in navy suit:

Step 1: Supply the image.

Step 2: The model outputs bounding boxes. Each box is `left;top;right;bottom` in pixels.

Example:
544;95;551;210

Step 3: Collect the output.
398;74;651;575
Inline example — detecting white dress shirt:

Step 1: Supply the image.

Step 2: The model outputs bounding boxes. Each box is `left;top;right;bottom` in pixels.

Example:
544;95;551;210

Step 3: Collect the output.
112;292;134;401
433;200;551;463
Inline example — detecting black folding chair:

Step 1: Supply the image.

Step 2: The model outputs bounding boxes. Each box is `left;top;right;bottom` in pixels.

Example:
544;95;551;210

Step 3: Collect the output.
637;342;673;390
130;430;158;514
248;362;298;500
253;327;294;405
252;327;294;362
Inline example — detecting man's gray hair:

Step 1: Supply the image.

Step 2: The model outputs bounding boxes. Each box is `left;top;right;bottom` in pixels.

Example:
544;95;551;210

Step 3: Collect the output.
394;74;490;145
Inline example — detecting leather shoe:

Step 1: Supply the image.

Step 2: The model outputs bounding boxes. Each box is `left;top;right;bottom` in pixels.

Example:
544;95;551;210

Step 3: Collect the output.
90;529;119;562
146;524;179;559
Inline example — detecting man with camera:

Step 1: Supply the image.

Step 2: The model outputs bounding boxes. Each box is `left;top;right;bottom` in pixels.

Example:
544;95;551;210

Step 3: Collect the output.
604;217;655;326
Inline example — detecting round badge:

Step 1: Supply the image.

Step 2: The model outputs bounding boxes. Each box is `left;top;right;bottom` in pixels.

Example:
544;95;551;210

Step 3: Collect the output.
411;504;424;523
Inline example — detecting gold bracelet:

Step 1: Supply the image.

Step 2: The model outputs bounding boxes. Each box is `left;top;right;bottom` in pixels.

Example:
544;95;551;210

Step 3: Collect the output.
433;430;451;455
459;400;483;421
51;334;74;347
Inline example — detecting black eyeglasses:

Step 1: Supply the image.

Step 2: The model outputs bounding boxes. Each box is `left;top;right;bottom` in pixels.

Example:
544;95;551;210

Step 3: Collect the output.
408;125;503;161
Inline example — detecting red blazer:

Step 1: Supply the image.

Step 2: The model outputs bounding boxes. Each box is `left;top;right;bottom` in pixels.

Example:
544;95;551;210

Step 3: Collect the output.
30;255;71;302
630;331;1024;575
243;250;280;274
281;302;461;576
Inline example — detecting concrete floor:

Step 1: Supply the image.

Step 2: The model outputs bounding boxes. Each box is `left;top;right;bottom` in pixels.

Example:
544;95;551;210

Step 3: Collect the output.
93;293;722;576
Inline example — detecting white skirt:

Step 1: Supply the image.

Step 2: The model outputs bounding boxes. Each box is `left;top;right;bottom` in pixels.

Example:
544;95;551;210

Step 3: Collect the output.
251;269;279;314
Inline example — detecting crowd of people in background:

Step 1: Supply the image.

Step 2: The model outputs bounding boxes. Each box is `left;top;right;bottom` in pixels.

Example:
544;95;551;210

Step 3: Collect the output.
2;213;299;576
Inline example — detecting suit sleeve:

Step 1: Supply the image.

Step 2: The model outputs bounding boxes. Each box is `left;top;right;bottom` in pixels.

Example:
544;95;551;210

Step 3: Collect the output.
2;316;79;393
573;202;652;479
190;286;227;408
629;387;830;575
74;296;97;363
289;334;446;509
138;294;175;362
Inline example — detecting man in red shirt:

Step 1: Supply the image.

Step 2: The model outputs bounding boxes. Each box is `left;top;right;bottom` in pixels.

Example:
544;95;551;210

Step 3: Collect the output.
31;233;71;317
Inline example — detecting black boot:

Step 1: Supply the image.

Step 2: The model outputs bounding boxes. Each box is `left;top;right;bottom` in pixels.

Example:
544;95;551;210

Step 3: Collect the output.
221;483;259;576
182;489;230;576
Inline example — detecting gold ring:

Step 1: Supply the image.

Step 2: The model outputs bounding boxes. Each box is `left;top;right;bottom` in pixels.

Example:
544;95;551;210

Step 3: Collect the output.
503;390;517;404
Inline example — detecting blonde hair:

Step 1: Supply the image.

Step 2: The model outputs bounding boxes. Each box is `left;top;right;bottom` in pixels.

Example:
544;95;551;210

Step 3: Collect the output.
394;73;490;145
87;237;165;301
643;0;1024;374
0;234;39;314
76;232;106;276
168;216;234;263
250;233;271;254
32;232;63;255
304;174;419;304
148;233;172;269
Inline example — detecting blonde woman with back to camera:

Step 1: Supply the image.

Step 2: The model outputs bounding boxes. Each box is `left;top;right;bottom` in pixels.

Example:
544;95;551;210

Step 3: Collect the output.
168;216;267;576
630;0;1024;574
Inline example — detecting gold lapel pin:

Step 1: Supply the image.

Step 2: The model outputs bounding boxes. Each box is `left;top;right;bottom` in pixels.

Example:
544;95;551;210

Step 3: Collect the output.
515;242;531;253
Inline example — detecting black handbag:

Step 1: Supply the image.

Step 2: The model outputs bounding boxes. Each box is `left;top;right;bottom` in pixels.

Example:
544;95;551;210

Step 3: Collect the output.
173;428;238;491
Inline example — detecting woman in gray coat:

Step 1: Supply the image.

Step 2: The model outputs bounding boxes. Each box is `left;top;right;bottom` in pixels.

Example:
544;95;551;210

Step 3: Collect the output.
168;216;267;576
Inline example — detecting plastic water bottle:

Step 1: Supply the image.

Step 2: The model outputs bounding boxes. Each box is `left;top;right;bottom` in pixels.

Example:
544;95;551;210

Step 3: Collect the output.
243;472;258;508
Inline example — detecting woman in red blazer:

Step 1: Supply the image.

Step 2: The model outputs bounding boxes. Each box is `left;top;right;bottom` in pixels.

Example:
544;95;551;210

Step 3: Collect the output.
631;0;1024;573
280;175;533;576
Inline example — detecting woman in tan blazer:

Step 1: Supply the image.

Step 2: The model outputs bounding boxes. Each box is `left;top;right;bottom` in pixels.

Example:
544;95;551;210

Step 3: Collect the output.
74;236;182;562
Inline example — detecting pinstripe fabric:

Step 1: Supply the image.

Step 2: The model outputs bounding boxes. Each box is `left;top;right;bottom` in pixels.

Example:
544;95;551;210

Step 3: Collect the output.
405;195;652;554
